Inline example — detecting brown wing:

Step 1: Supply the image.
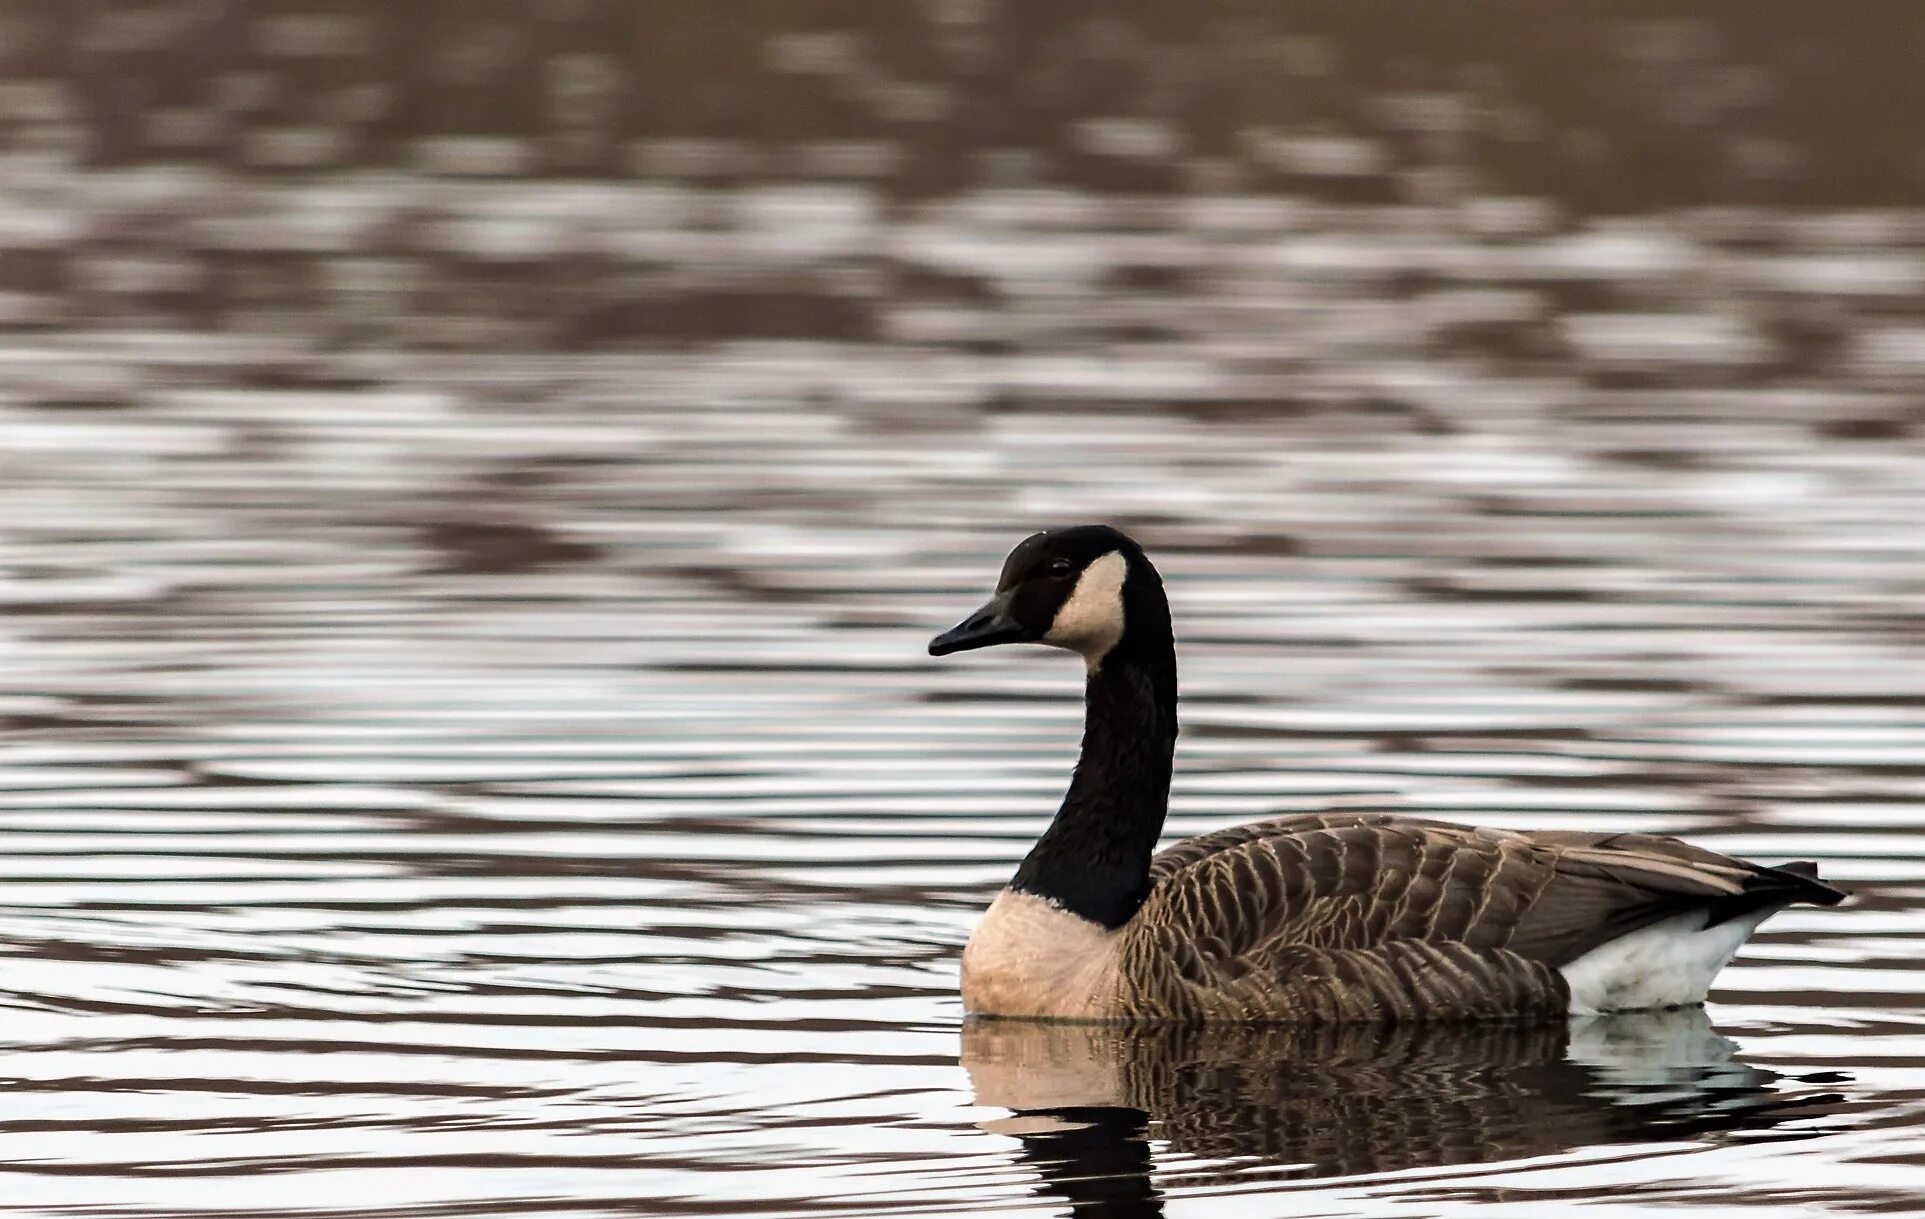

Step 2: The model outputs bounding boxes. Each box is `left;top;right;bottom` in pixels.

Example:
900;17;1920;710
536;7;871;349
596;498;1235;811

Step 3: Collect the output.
1122;815;1843;1021
1507;828;1843;960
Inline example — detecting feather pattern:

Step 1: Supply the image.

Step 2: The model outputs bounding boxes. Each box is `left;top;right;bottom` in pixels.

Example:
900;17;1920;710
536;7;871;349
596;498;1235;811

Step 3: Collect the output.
1092;812;1842;1021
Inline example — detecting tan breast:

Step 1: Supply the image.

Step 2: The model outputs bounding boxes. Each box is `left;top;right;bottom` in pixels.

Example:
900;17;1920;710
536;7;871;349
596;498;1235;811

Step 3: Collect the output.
960;889;1121;1019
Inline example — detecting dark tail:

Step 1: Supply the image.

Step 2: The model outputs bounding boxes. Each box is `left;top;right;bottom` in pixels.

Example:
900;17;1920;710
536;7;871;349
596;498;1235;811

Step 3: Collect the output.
1705;860;1846;926
1767;860;1847;905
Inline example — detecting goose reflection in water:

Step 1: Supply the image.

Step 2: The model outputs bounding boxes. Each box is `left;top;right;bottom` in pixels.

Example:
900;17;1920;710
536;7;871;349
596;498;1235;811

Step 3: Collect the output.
965;1009;1847;1216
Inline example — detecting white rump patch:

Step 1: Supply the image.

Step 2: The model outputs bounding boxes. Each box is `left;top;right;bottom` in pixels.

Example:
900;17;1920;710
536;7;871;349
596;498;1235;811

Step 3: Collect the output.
1559;907;1777;1015
1042;550;1128;665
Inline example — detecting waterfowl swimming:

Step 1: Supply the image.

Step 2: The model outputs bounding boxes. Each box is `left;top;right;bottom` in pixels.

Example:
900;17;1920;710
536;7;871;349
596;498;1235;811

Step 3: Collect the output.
929;525;1844;1023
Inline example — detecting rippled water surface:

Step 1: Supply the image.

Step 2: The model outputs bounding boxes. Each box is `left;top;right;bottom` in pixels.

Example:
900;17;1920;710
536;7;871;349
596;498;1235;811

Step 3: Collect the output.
3;338;1924;1217
5;5;1925;1217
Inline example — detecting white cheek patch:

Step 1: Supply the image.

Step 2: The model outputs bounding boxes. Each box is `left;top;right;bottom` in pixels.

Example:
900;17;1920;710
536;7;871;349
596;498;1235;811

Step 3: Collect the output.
1042;550;1127;663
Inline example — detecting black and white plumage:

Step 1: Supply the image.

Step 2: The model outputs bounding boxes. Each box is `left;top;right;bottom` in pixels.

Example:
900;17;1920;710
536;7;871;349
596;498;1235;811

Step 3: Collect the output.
929;525;1844;1023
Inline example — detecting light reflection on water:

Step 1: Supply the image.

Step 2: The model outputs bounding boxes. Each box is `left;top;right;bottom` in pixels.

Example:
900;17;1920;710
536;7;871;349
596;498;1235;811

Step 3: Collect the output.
5;344;1925;1219
2;5;1925;1217
965;1012;1847;1205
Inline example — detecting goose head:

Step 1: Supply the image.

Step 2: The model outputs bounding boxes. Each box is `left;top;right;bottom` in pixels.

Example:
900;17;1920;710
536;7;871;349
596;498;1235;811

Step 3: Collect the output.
929;525;1163;669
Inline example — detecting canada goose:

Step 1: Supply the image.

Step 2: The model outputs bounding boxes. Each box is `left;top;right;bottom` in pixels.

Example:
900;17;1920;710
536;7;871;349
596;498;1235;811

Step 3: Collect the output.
929;525;1845;1022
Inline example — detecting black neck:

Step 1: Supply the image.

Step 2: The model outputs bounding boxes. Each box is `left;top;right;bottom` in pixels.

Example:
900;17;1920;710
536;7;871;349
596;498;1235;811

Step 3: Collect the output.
1010;601;1177;929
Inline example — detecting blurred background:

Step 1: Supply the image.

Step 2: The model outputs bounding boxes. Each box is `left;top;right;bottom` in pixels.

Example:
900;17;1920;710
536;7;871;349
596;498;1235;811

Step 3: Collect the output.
2;4;1925;1217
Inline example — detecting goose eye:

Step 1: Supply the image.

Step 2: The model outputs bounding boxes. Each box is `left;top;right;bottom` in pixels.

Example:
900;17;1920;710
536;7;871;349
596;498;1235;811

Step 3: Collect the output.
1047;558;1074;579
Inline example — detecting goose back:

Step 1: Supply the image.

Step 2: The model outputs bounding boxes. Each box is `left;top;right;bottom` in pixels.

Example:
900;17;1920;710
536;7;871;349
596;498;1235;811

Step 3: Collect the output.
1093;812;1844;1022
